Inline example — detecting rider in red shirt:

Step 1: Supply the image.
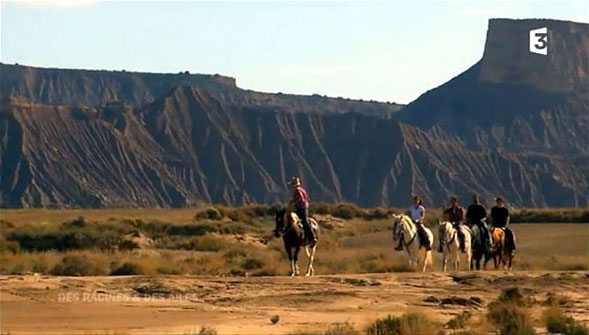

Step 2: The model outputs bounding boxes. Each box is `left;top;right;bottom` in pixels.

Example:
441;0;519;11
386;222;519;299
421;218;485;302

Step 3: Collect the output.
289;176;316;244
443;196;467;253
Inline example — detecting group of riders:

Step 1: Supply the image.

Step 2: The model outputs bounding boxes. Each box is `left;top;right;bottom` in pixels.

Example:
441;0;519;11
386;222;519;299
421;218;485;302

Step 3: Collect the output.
287;176;516;253
395;195;516;254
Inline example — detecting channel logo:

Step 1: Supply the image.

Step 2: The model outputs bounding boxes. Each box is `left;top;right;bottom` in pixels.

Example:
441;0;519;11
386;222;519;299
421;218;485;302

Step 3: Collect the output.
529;27;548;55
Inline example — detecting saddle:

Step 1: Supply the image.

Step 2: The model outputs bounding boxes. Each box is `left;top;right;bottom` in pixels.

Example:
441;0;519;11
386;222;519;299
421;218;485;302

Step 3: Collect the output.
289;212;304;230
415;224;431;250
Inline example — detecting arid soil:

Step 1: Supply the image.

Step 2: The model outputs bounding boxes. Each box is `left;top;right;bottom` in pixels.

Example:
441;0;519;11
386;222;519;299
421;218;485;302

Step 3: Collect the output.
1;271;588;334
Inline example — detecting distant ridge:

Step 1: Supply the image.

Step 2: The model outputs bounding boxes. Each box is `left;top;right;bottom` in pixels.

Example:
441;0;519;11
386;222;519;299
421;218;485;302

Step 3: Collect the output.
1;18;587;208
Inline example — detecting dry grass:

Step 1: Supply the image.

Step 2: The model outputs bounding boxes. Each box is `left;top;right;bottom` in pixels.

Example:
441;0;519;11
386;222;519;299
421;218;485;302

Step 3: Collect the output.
1;207;587;276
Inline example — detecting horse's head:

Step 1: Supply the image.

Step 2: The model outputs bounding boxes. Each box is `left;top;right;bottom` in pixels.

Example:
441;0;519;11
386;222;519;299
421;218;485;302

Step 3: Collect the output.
438;221;450;245
391;214;405;241
274;208;287;238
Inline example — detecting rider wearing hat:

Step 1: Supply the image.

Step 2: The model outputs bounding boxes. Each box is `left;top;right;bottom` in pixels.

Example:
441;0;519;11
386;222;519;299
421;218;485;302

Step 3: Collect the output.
289;176;316;244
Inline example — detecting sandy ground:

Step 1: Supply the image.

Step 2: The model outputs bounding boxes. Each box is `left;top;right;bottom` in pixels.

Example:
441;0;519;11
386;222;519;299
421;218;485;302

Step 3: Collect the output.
1;271;588;334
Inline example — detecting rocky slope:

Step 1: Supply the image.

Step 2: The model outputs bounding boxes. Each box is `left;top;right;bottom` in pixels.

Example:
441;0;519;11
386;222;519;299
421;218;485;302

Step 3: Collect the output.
1;18;587;208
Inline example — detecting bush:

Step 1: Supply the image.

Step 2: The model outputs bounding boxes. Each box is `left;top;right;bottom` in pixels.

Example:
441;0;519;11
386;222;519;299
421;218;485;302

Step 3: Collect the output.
487;288;535;335
366;313;438;335
364;207;392;220
0;236;20;254
195;207;222;221
325;322;358;335
51;253;109;276
446;311;472;330
8;226;123;252
197;326;217;335
111;262;148;275
310;203;334;215
181;236;228;252
226;209;253;224
242;257;264;270
510;209;589;223
332;203;364;220
544;306;588;335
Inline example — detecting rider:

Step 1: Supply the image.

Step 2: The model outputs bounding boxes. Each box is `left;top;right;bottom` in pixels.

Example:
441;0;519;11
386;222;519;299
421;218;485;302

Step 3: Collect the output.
443;196;467;253
395;196;431;251
289;176;316;244
466;194;492;250
490;197;516;252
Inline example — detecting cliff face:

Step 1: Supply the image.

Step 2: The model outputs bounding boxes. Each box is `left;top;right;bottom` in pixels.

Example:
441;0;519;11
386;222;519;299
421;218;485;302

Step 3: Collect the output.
1;18;587;208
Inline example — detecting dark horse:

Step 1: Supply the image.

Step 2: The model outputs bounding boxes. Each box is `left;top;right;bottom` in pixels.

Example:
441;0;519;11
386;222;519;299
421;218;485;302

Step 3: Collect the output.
273;208;319;276
470;220;492;270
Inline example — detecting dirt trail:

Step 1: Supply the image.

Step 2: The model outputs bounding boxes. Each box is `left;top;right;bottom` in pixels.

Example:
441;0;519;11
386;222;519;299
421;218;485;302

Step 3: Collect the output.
1;271;588;334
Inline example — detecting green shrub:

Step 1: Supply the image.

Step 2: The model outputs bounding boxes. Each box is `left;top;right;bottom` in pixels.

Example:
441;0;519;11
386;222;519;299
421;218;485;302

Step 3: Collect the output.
366;313;438;335
544;306;588;335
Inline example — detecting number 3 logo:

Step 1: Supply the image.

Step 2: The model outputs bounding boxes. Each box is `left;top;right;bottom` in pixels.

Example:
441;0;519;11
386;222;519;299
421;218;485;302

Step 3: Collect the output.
530;27;548;55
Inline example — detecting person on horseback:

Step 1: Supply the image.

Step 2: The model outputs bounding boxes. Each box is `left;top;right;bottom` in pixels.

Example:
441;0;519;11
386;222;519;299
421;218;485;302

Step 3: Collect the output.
467;194;492;250
395;196;431;251
490;197;516;252
289;176;317;244
443;196;467;253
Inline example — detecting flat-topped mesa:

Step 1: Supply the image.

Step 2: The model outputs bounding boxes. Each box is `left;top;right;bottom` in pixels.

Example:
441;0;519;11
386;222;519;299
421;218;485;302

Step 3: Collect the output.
479;18;589;92
0;62;238;107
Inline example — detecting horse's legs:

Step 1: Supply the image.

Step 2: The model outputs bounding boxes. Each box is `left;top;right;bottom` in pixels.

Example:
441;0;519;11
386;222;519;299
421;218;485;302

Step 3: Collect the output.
294;246;301;275
442;254;448;272
421;250;430;272
305;245;317;276
286;246;295;276
454;252;460;271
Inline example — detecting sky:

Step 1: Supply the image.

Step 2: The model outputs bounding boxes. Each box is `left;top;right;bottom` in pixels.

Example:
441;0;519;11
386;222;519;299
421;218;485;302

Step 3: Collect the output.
1;1;588;104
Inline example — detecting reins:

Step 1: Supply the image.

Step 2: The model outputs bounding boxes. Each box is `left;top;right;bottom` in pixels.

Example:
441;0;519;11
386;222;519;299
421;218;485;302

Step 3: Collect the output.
276;212;297;237
440;223;457;251
400;219;417;248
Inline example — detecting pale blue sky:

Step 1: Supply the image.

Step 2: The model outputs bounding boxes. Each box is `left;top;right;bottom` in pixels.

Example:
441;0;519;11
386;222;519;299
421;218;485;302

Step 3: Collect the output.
1;1;587;103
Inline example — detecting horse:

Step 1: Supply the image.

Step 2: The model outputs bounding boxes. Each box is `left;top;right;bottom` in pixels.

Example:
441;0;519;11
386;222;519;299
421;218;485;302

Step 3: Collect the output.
273;208;319;276
491;227;513;270
438;221;472;272
469;221;491;270
392;214;433;272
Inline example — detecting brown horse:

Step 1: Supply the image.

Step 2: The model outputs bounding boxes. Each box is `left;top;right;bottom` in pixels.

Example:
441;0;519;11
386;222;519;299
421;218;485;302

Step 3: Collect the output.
491;227;513;270
273;208;319;276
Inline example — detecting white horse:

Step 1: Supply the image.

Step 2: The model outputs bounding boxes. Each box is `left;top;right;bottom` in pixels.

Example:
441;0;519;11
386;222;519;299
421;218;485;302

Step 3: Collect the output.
392;214;433;272
438;221;472;272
